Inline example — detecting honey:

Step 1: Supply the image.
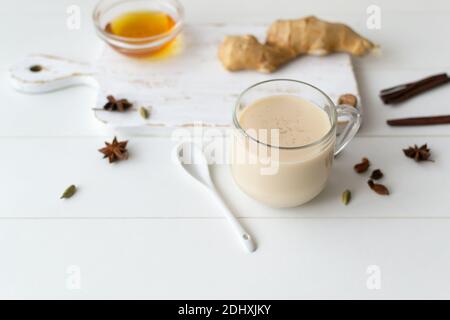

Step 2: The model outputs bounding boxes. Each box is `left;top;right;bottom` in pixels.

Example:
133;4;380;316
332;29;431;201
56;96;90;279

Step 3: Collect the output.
104;10;177;57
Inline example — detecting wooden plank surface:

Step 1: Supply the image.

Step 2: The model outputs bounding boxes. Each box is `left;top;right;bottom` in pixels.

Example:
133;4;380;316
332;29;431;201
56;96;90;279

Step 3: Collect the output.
2;0;450;299
0;136;447;218
1;8;449;137
2;218;450;299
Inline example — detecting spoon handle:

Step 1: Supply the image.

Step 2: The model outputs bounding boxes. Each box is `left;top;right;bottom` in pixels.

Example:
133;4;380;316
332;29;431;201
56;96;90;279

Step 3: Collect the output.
210;191;257;253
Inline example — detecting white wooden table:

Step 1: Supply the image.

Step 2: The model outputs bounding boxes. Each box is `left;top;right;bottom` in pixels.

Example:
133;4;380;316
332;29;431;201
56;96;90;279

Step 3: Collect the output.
1;0;450;299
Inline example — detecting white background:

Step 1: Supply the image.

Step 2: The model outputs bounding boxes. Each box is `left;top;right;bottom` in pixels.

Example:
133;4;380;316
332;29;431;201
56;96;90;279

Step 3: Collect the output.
1;0;450;299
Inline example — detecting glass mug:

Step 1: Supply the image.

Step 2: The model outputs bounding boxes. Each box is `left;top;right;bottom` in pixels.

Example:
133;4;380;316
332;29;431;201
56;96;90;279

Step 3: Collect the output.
231;79;361;208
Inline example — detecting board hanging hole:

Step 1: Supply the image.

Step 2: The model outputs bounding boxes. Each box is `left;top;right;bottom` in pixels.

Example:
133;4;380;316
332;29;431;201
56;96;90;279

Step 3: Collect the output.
29;65;43;72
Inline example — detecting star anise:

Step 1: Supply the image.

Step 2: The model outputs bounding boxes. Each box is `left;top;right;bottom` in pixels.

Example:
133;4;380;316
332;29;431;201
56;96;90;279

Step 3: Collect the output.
403;144;433;162
99;137;129;163
103;95;133;112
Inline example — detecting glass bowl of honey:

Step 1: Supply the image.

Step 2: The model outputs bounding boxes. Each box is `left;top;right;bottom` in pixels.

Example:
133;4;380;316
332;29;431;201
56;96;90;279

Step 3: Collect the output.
93;0;184;57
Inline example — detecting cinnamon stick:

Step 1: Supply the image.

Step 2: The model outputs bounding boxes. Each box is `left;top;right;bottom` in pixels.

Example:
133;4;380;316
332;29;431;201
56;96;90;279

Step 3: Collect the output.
387;115;450;126
380;73;450;104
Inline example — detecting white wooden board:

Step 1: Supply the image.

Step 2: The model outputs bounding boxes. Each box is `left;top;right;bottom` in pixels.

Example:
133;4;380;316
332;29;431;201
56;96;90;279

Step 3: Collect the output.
9;24;360;130
95;24;360;128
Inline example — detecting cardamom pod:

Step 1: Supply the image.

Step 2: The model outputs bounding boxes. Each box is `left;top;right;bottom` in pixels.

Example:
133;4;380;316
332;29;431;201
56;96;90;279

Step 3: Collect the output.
139;106;150;119
60;185;77;199
341;190;351;205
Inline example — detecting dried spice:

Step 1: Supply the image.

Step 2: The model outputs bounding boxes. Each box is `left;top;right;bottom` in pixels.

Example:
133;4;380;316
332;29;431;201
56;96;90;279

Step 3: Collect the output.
60;185;77;199
380;73;450;104
368;180;389;195
99;137;129;163
338;94;357;107
218;17;375;73
370;169;383;180
354;157;370;173
139;106;150;119
341;190;351;205
387;115;450;126
103;95;133;112
403;144;433;162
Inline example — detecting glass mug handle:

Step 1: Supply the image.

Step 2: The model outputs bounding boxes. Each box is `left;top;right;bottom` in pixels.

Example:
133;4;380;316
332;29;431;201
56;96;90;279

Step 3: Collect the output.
334;104;362;156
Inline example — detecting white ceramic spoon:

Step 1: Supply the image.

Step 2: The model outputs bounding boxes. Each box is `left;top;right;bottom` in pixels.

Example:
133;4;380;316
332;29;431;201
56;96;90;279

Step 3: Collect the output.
176;142;256;253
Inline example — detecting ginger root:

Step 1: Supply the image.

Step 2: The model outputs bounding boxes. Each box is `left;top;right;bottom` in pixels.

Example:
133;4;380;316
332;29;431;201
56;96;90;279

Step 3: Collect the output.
218;16;375;73
266;16;374;56
218;35;295;73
